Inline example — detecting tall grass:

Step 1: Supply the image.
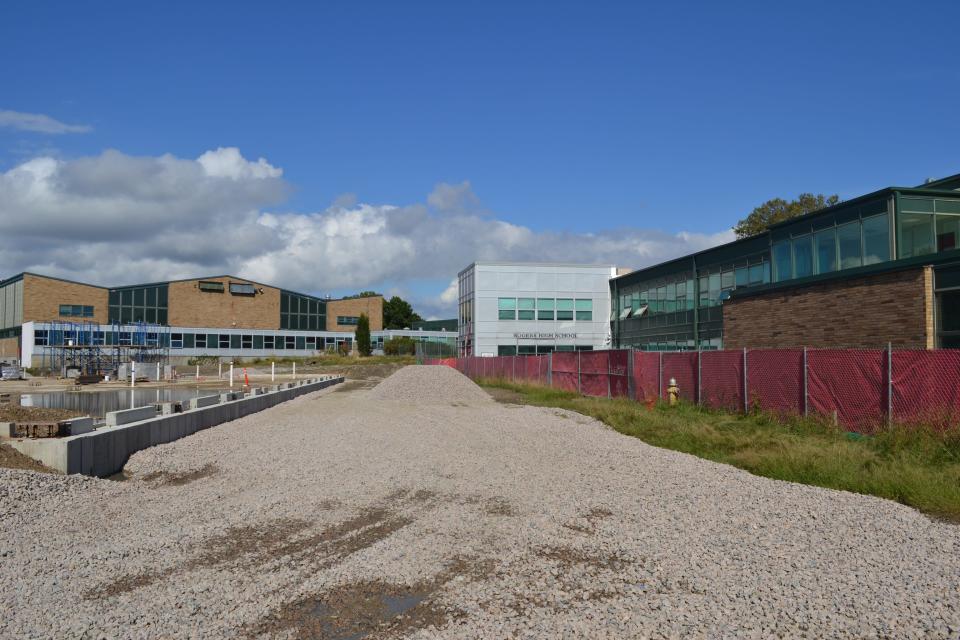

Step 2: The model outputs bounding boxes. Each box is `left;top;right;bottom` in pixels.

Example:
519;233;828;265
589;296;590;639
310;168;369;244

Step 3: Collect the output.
480;379;960;521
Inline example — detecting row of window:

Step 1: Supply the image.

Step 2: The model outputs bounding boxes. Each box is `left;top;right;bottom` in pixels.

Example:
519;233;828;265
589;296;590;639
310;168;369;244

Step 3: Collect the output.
108;284;169;326
170;333;351;351
497;345;594;355
280;291;326;331
337;316;360;325
197;281;258;295
618;259;772;318
34;330;162;347
497;298;594;321
59;304;95;318
772;213;889;282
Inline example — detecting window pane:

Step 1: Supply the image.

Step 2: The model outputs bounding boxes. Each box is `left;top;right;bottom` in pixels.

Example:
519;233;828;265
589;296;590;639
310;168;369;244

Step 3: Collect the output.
862;213;890;265
720;270;734;289
134;288;144;306
772;242;792;282
280;294;289;312
837;221;862;269
898;212;934;258
537;298;554;310
518;298;535;310
815;228;837;274
498;297;516;310
792;235;813;278
59;304;71;315
121;290;133;306
557;298;573;311
296;336;306;350
146;287;157;306
735;267;748;287
936;215;960;252
708;274;720;304
748;264;763;284
575;299;592;311
901;197;934;213
517;310;535;320
498;309;516;320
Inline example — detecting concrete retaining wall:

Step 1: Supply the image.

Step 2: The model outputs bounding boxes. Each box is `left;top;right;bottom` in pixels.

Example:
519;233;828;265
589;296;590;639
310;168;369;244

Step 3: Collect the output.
106;406;157;426
7;376;343;477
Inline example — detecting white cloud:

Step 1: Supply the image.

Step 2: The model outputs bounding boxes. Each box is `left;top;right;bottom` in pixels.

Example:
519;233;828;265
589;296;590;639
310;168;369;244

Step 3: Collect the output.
0;109;92;134
0;149;736;316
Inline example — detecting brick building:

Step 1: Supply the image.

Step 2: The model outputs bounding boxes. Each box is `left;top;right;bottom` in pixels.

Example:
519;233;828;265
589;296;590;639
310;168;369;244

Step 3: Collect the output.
0;273;454;368
610;172;960;350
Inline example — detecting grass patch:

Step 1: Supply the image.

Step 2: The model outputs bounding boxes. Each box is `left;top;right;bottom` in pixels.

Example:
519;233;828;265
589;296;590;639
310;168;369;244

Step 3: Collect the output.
480;379;960;522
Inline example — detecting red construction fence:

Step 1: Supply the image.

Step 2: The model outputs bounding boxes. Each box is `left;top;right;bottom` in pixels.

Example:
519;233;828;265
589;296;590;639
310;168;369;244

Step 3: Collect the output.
426;348;960;434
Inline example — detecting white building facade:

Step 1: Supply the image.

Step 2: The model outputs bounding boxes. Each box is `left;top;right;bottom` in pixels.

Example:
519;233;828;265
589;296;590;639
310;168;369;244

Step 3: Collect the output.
457;262;616;356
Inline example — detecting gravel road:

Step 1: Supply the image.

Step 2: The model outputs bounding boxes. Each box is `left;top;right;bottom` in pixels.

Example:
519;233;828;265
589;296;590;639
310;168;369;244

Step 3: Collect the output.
1;365;958;639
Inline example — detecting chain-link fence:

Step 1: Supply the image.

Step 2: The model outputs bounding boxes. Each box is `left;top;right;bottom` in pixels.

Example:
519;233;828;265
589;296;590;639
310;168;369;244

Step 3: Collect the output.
427;346;960;433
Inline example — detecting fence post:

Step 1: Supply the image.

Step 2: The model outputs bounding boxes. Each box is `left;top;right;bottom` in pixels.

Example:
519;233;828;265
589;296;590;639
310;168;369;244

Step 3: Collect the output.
742;347;748;413
548;351;553;388
697;349;702;406
887;342;893;427
803;347;808;417
607;352;612;398
512;355;516;382
577;350;582;394
658;351;663;399
627;349;635;400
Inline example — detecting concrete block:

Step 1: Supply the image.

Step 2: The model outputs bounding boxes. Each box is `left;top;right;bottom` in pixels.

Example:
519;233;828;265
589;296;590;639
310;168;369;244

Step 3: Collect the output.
189;395;220;410
62;417;94;436
106;405;157;426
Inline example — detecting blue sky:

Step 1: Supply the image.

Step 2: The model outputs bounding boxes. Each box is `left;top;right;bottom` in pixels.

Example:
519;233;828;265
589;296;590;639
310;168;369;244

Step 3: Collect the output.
1;1;957;316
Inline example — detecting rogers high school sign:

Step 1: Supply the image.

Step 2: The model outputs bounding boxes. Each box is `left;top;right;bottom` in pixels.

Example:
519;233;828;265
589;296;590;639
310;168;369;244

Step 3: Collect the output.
513;332;577;340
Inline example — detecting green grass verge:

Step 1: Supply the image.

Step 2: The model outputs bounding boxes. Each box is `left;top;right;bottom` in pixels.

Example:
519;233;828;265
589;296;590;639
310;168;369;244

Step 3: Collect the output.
480;379;960;522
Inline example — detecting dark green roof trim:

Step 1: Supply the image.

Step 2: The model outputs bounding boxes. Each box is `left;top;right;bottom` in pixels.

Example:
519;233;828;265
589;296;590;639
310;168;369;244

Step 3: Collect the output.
916;172;960;190
0;272;24;288
727;248;960;301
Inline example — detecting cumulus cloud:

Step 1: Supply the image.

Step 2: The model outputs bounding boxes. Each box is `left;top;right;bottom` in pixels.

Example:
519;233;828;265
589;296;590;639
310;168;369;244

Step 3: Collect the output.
0;109;92;134
0;148;735;316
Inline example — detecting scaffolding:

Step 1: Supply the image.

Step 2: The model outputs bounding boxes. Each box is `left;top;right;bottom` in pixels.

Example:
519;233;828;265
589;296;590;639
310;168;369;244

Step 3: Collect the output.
42;321;170;378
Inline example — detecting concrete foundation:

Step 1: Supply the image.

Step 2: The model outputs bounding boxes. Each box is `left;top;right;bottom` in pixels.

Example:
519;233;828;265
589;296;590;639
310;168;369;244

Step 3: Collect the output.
6;376;343;477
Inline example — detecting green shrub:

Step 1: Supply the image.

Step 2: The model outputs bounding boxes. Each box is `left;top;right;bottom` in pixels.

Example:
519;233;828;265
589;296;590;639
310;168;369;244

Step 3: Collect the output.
384;336;416;356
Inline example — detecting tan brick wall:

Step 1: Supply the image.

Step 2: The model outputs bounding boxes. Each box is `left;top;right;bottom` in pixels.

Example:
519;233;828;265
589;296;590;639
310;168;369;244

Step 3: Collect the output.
327;297;383;332
168;277;281;330
0;336;18;359
723;267;932;349
21;274;109;324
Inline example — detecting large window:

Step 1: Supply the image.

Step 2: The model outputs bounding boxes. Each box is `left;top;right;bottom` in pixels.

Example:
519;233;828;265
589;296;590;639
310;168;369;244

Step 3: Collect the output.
792;235;813;278
772;242;791;282
814;228;837;274
575;299;592;321
229;282;256;296
837;221;862;269
280;291;326;330
537;298;554;321
337;316;360;326
899;212;934;258
862;213;890;265
517;297;535;320
109;284;168;326
59;304;95;318
498;297;516;320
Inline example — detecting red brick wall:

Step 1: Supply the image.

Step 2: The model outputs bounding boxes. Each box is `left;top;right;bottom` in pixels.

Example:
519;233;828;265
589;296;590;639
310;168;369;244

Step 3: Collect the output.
723;267;933;349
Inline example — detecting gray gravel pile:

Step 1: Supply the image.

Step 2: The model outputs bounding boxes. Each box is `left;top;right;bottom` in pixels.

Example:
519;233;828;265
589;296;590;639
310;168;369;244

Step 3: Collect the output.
1;365;959;639
367;364;492;405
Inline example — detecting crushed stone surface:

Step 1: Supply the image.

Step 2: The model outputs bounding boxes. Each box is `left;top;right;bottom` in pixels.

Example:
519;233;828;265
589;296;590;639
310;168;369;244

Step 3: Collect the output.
1;365;958;639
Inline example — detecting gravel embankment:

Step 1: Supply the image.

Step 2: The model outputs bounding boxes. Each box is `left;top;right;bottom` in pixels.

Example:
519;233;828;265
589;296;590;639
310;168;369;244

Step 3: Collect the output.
1;365;958;639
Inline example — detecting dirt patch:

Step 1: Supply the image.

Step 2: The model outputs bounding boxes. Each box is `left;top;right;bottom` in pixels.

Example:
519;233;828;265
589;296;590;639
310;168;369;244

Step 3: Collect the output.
87;496;418;600
255;556;496;639
537;545;633;572
484;496;519;516
0;443;59;474
484;387;528;405
333;380;378;393
563;506;614;535
142;463;218;486
0;404;84;423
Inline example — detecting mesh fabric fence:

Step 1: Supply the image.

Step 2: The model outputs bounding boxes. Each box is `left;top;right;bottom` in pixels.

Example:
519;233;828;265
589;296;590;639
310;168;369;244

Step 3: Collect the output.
746;349;804;417
632;352;661;401
609;350;630;397
662;352;697;403
551;352;579;392
807;349;886;433
579;351;609;397
892;349;960;430
700;351;744;412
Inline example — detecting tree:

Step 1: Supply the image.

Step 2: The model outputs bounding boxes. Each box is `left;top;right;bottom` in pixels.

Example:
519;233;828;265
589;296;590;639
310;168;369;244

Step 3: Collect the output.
355;313;371;357
383;296;423;329
734;193;841;239
343;291;382;299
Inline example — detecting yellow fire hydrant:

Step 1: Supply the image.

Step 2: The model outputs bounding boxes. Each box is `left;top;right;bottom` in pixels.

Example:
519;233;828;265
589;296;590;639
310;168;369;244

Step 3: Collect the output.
667;377;680;406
